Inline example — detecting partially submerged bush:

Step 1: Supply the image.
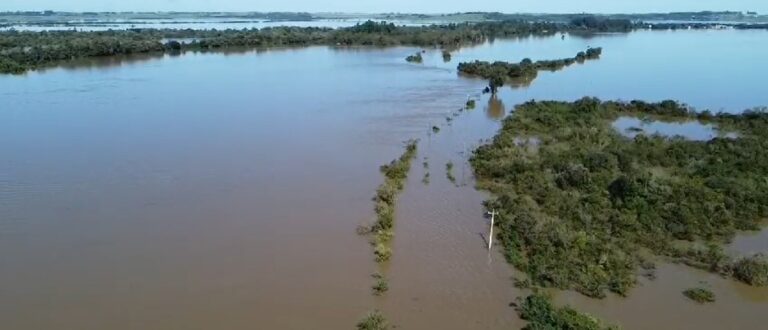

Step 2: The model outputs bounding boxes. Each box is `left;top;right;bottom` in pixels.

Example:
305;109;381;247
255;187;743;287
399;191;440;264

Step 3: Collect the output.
442;50;452;62
446;161;456;183
683;287;716;303
405;52;423;63
733;254;768;286
518;293;615;330
374;243;392;262
357;310;388;330
356;224;372;235
372;276;389;296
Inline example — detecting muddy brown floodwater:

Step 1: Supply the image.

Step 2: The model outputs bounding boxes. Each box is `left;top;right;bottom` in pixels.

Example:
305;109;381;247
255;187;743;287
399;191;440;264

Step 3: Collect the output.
1;29;767;329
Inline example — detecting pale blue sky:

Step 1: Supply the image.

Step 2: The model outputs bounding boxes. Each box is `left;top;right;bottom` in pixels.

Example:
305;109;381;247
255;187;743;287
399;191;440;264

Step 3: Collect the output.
1;0;765;14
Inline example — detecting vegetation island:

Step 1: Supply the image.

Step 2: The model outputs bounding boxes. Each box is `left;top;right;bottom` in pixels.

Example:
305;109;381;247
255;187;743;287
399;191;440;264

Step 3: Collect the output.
470;98;768;298
458;47;602;92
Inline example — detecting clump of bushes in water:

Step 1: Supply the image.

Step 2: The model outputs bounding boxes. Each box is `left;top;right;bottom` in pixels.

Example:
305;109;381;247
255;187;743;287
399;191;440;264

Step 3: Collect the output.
405;52;423;63
371;273;389;296
470;98;768;297
357;310;388;330
457;48;602;92
732;254;768;286
368;141;418;262
683;287;716;303
466;99;476;109
442;50;452;62
445;161;456;184
518;293;616;330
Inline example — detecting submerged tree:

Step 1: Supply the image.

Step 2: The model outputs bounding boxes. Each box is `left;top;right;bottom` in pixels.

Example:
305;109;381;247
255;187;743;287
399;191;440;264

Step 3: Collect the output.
488;73;505;93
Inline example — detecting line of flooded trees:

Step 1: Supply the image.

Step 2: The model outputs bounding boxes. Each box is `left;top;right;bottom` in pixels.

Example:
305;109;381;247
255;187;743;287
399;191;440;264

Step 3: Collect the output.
0;18;625;74
457;47;602;93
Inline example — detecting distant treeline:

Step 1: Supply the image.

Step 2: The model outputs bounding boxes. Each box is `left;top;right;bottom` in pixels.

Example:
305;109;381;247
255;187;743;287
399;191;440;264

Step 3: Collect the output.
1;19;620;74
457;47;602;91
644;22;768;30
0;11;314;21
4;10;763;24
479;11;765;23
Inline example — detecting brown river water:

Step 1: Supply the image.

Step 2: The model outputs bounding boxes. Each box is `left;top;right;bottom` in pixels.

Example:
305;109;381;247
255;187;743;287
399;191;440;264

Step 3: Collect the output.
1;29;767;329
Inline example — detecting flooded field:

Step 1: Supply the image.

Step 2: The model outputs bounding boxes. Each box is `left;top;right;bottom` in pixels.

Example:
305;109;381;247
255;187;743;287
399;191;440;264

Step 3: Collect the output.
1;29;767;329
612;116;738;140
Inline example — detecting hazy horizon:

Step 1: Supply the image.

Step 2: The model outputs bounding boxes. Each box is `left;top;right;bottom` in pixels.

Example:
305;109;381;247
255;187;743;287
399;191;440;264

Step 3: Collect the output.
1;0;765;15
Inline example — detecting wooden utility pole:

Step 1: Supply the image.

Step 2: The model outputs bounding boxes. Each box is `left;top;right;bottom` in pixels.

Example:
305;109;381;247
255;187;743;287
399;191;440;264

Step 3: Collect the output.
488;210;497;250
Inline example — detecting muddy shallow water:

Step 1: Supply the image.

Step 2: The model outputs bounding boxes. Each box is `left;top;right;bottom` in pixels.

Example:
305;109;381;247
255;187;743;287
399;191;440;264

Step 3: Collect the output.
2;29;768;329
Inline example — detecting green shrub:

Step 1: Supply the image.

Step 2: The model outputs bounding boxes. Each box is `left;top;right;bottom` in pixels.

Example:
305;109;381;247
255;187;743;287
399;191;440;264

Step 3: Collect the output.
372;276;389;296
357;310;388;330
374;243;392;262
519;293;615;330
405;52;423;63
683;288;716;303
733;254;768;286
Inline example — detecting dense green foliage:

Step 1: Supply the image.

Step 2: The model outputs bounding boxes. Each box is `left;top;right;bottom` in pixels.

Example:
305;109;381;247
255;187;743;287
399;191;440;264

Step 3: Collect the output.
1;20;624;74
732;254;768;286
357;310;389;330
471;98;768;297
518;293;616;330
369;141;418;262
570;16;634;32
457;48;601;92
682;288;716;303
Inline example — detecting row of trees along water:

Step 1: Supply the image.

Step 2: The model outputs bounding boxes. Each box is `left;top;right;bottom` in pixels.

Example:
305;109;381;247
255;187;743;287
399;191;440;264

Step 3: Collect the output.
1;17;633;74
457;47;602;92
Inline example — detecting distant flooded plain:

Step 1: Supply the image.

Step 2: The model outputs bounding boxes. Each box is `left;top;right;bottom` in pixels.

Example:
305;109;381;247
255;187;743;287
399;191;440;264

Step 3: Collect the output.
1;29;767;329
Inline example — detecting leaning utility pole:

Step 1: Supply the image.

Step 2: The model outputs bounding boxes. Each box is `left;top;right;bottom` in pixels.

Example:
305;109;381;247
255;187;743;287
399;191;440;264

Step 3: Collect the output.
488;210;497;250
